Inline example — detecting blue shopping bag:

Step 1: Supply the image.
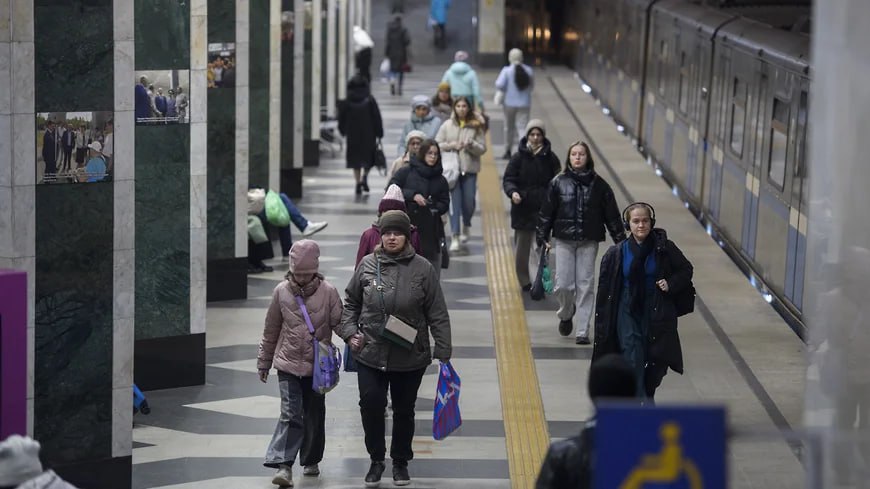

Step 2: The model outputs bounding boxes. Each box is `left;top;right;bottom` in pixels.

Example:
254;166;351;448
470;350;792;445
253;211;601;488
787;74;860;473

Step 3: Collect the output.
433;361;462;440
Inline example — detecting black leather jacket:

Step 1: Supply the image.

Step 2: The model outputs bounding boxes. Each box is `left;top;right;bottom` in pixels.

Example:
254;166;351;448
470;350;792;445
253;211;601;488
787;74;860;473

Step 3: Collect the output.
536;168;625;245
536;420;595;489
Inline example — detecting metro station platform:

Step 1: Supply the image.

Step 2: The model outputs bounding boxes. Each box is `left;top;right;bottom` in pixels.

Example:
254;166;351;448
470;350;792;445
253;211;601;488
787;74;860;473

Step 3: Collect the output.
129;62;806;488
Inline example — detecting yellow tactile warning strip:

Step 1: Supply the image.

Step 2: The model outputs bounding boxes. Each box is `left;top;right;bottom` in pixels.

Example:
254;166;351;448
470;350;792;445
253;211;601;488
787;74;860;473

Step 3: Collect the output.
478;132;551;487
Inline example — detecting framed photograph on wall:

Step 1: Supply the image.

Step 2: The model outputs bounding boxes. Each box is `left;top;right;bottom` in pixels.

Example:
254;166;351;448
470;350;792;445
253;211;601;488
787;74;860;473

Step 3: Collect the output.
36;112;114;185
135;70;191;124
207;43;236;89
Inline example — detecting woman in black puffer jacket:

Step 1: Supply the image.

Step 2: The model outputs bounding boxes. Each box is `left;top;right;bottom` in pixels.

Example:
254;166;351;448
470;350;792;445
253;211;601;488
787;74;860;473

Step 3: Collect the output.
388;139;450;277
537;141;625;345
502;119;561;290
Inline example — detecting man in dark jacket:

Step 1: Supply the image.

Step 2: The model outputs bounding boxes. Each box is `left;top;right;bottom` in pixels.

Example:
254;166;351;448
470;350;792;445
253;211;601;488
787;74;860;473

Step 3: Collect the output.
338;74;384;195
536;354;637;489
41;120;58;182
385;14;410;96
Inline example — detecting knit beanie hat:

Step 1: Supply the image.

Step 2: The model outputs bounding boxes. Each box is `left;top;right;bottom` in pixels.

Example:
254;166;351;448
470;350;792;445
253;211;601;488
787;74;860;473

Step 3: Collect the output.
379;184;406;214
454;50;469;62
379;210;411;238
525;118;546;136
0;435;44;486
437;81;450;92
508;48;523;65
587;354;637;401
405;130;426;147
411;95;431;110
288;239;320;275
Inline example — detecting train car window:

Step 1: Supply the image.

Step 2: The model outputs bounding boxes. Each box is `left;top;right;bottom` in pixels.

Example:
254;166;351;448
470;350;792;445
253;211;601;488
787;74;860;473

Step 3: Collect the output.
679;51;689;114
768;97;790;189
658;40;668;97
795;91;808;178
730;77;747;156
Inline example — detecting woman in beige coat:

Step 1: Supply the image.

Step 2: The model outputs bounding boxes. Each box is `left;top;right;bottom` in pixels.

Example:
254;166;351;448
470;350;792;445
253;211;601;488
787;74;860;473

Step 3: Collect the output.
435;96;486;253
257;239;344;487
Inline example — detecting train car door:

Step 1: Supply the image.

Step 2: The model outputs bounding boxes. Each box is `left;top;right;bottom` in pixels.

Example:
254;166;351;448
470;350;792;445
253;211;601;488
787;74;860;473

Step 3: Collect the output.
785;84;809;314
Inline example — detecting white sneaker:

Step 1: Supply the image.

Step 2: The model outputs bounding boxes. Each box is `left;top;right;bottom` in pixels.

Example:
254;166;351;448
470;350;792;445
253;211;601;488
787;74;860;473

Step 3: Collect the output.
460;225;470;243
272;465;293;487
449;236;461;252
303;464;320;476
302;221;328;237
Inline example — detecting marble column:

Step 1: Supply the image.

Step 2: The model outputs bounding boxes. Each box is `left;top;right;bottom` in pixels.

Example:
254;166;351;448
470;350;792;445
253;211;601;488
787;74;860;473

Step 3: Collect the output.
293;0;304;172
206;0;247;301
325;0;337;118
477;0;505;68
280;0;303;197
0;0;36;439
190;0;208;339
248;0;270;188
804;1;870;487
31;0;132;484
337;0;348;101
302;0;321;167
269;0;282;191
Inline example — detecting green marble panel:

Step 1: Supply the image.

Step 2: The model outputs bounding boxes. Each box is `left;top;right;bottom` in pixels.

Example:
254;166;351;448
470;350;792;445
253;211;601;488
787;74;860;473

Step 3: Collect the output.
249;88;270;189
135;125;191;340
280;37;294;168
249;0;270;90
208;0;235;42
207;89;236;260
303;25;312;137
34;183;113;465
134;0;191;70
35;0;114;112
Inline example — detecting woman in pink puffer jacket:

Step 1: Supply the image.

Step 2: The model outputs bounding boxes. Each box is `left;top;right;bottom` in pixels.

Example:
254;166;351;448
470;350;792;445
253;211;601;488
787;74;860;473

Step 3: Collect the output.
257;239;343;487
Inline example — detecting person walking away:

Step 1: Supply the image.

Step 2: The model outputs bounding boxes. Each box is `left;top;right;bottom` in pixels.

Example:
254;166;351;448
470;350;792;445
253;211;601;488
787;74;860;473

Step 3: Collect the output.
442;51;482;111
338;74;384;195
535;354;638;489
502;120;561;291
0;435;79;488
388;140;451;277
385;14;410;96
353;26;375;83
430;0;450;49
495;48;534;159
257;240;344;487
430;81;453;122
435;96;486;254
397;96;440;157
341;210;452;487
591;202;693;399
355;185;422;267
537;141;625;345
390;130;425;178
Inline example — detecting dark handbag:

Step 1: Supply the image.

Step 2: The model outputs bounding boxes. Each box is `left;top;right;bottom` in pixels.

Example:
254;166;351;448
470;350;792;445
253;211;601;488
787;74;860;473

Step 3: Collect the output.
440;237;449;269
674;283;696;317
402;63;412;73
372;139;387;175
530;247;549;301
375;257;416;349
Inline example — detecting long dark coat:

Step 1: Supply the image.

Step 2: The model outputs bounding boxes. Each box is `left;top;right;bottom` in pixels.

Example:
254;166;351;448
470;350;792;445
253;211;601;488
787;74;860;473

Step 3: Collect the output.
338;76;384;169
502;137;561;231
591;228;694;374
385;18;410;71
388;157;450;260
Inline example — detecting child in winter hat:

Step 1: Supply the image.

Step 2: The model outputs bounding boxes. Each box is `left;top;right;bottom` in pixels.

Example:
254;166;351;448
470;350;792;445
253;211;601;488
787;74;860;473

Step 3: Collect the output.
288;239;320;280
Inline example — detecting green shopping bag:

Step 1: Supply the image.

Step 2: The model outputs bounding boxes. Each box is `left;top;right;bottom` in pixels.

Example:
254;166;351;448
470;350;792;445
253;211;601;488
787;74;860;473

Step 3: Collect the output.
264;190;290;227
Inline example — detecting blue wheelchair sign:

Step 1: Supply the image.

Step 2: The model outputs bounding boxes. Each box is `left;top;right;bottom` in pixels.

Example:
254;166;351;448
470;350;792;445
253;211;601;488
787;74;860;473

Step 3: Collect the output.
594;404;726;489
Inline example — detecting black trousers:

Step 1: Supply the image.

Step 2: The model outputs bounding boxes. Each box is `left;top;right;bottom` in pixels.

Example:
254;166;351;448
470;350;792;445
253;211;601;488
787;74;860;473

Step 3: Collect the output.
644;362;669;400
357;362;426;463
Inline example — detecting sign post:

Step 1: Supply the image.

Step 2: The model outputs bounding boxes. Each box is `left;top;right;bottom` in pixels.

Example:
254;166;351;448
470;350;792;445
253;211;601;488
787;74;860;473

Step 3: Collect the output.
595;405;726;489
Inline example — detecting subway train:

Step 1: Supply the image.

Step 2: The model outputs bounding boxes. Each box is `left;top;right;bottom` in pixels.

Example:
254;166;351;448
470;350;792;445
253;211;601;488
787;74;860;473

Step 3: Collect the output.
570;0;811;335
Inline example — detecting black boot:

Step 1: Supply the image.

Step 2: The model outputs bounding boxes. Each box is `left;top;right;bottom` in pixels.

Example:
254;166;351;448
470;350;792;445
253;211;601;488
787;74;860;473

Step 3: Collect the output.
392;462;410;486
355;182;363;195
365;460;385;488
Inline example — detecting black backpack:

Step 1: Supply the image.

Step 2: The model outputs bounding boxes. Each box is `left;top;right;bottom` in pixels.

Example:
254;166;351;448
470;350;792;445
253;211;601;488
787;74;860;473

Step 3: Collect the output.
514;65;531;91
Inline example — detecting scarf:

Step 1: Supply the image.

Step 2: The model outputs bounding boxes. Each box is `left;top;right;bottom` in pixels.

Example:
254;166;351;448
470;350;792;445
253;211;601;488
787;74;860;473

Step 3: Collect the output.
627;237;655;317
571;166;595;186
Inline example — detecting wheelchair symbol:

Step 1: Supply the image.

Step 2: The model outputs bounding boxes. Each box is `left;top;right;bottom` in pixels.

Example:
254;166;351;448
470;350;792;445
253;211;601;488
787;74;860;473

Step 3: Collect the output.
620;421;703;489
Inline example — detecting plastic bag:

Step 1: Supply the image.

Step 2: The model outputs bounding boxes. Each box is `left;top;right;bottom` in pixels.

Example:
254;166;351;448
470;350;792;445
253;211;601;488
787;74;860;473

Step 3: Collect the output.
433;361;462;440
379;58;391;76
530;247;551;301
264;190;290;227
441;151;460;189
247;215;269;244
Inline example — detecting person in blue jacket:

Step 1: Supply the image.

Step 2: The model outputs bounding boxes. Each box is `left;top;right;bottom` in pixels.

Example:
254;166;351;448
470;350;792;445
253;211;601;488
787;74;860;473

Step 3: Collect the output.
442;50;482;110
430;0;450;49
135;76;152;121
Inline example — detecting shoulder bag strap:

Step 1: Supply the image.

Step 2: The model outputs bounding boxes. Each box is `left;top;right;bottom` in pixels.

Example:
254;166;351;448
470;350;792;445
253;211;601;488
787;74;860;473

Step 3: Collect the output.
294;295;317;336
375;257;387;320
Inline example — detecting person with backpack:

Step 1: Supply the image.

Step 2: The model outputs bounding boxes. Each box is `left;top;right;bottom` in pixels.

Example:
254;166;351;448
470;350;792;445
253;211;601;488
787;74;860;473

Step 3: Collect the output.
495;48;534;159
257;239;344;487
338;74;384;195
384;13;410;96
535;354;638;489
591;202;694;400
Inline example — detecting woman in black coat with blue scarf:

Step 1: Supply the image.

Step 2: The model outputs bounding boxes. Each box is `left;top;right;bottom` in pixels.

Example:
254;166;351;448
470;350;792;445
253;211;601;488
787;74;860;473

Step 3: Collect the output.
591;202;694;400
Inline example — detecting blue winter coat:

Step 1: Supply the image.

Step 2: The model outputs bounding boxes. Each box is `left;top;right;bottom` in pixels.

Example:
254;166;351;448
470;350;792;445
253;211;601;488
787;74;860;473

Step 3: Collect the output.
430;0;450;24
442;61;482;108
397;112;441;157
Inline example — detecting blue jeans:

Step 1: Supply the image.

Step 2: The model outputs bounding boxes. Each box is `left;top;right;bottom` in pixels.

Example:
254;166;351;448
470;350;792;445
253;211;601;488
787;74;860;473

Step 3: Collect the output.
449;173;477;235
